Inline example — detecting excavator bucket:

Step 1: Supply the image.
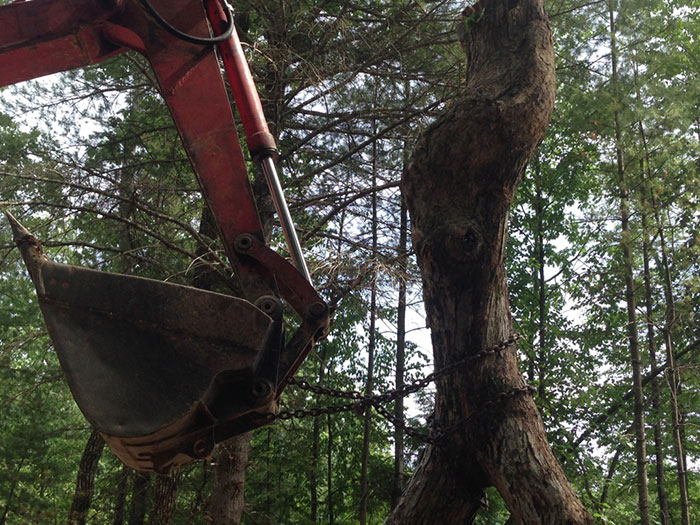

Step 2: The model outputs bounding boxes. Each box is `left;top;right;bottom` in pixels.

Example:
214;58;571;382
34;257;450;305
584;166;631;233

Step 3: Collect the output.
7;212;281;473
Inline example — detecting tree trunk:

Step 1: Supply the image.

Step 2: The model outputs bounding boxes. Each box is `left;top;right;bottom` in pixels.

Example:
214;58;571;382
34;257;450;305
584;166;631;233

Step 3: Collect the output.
127;472;150;525
310;348;327;523
327;399;335;525
533;162;547;403
188;463;209;522
657;220;691;525
599;443;623;510
608;5;651;523
148;472;180;525
388;1;590;523
208;433;251;524
113;466;129;525
359;119;379;525
392;198;408;509
640;173;670;525
639;119;691;525
0;459;23;525
193;204;251;525
67;428;105;525
631;51;670;522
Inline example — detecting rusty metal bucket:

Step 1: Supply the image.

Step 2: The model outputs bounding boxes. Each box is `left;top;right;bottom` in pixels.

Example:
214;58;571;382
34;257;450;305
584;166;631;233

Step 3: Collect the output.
7;212;282;473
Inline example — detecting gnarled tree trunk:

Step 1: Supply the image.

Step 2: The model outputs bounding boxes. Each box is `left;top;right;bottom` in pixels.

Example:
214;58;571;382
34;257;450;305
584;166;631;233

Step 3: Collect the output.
388;1;591;523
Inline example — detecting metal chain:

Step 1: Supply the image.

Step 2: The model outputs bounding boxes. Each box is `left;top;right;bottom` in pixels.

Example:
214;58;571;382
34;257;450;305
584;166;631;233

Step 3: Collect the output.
371;385;536;445
274;334;532;444
288;333;522;404
371;401;441;445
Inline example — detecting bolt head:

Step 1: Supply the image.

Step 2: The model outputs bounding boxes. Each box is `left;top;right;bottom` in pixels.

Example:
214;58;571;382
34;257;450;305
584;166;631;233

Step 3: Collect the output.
255;296;280;316
309;302;327;318
251;379;274;400
192;439;209;456
234;234;254;252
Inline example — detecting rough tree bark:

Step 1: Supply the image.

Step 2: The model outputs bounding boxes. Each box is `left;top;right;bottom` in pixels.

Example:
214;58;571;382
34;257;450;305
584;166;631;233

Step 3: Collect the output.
359;123;379;525
392;198;408;509
640;185;670;525
326;411;335;525
208;432;252;524
639;119;691;525
148;472;180;525
113;466;129;525
387;1;591;523
127;472;150;525
310;348;327;523
67;428;105;525
609;7;652;524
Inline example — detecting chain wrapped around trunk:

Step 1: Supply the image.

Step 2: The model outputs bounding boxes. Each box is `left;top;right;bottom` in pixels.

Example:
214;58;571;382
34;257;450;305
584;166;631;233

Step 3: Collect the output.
275;334;535;444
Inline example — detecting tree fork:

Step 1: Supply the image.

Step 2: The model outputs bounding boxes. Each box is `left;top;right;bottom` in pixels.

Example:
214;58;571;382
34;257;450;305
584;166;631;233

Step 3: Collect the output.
387;0;591;523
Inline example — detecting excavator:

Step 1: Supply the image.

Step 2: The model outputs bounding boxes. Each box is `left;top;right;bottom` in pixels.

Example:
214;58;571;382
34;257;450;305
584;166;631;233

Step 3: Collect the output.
0;0;331;473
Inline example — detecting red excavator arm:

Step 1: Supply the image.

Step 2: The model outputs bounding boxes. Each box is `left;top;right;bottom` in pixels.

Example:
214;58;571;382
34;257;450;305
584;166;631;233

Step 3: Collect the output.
1;0;330;473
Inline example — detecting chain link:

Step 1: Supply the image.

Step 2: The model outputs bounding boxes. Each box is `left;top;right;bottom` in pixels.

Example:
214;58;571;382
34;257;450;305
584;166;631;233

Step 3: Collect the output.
273;334;533;444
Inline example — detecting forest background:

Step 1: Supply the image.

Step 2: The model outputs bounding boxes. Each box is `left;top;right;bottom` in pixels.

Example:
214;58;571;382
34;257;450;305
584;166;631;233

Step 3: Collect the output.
0;0;698;523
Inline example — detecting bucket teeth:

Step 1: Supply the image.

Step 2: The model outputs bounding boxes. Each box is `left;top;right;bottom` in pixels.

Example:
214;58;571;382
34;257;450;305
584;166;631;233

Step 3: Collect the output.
4;210;47;294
